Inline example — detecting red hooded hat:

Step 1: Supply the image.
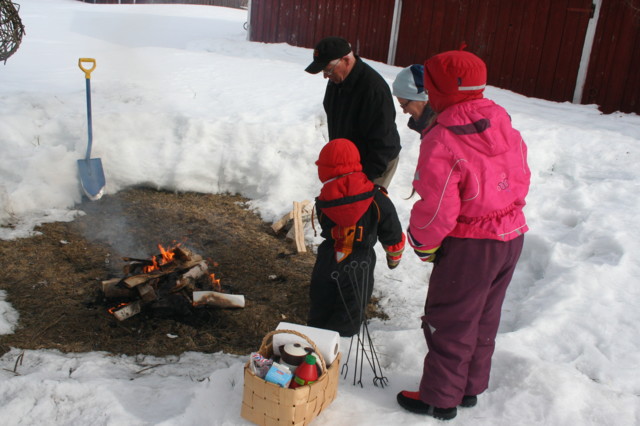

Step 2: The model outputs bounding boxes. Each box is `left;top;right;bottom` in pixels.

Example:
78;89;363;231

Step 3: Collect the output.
424;50;487;113
316;138;374;226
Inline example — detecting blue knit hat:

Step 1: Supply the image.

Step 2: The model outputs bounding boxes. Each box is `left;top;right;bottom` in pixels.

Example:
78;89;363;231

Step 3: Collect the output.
392;64;428;101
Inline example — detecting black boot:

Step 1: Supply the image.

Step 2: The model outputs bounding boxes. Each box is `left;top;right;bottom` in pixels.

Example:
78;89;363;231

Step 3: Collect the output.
396;391;457;420
460;395;477;407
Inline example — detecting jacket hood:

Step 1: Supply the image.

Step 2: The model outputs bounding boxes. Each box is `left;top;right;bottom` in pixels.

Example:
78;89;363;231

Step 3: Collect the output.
316;138;374;226
436;98;514;157
424;50;486;113
316;138;362;182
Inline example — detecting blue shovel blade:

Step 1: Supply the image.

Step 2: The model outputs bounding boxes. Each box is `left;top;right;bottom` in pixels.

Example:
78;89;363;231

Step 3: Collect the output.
77;158;106;201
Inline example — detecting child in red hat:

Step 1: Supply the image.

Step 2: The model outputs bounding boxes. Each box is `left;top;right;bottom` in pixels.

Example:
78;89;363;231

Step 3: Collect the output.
309;138;405;337
397;50;531;420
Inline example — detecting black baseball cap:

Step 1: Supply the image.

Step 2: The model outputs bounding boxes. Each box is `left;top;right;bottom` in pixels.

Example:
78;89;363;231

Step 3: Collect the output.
305;37;352;74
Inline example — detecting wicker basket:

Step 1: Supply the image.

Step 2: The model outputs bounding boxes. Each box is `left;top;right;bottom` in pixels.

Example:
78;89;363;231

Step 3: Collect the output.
241;329;341;426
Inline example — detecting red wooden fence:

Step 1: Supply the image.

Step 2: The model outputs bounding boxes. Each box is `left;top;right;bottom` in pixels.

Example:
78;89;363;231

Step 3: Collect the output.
248;0;640;115
248;0;396;63
74;0;640;114
79;0;247;7
583;0;640;114
394;0;593;105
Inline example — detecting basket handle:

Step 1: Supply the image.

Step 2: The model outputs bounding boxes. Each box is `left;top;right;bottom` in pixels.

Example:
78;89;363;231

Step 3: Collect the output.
259;329;327;373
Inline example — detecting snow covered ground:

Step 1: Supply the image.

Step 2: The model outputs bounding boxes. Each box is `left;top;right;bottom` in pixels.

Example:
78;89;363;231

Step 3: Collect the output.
1;1;639;424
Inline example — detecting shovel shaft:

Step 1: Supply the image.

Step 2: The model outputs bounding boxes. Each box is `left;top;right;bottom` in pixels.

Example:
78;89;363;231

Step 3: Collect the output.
79;58;96;160
85;78;93;160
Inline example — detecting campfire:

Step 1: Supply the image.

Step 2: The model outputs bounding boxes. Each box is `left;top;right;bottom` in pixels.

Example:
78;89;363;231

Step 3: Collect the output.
101;244;244;321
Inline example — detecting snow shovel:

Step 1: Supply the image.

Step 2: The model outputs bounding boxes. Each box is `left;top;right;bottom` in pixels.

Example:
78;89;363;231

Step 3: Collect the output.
77;57;105;201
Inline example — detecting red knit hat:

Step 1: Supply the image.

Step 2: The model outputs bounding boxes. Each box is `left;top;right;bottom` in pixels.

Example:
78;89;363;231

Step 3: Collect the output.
316;138;362;183
424;50;487;113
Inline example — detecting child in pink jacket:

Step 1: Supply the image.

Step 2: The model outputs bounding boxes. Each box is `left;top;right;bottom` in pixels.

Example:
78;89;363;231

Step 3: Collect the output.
396;50;531;420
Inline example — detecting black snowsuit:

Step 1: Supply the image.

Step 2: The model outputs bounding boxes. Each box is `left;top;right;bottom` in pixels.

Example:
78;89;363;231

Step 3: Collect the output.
309;186;404;337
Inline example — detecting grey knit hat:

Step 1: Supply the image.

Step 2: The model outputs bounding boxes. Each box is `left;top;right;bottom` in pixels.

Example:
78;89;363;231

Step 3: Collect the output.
392;64;428;101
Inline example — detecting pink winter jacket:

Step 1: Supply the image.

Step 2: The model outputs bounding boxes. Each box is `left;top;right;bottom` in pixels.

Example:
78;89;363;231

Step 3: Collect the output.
409;98;530;251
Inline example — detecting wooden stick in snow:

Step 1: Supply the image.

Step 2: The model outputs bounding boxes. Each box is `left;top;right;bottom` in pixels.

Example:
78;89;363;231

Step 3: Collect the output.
293;201;306;253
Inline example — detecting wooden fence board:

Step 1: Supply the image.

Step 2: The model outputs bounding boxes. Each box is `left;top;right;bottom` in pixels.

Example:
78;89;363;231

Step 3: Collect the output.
519;1;550;97
602;4;636;112
503;1;527;90
620;33;640;113
510;1;538;95
584;0;621;110
549;1;590;101
393;0;414;65
533;0;565;101
490;1;512;88
462;0;480;54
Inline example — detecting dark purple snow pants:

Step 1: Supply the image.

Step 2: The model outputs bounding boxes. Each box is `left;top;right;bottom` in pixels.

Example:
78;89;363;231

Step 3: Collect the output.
419;235;524;408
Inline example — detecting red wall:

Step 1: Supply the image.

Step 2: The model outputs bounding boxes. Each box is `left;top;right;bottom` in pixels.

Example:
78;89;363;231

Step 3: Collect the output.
394;0;593;105
583;0;640;114
77;0;640;114
249;0;395;62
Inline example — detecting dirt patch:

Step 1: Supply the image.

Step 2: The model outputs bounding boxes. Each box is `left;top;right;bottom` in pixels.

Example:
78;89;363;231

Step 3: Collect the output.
0;188;319;357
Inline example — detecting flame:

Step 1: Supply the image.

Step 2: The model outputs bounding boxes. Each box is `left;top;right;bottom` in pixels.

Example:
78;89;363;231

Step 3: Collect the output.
143;257;158;274
159;244;176;263
143;243;180;273
210;273;222;292
108;302;129;315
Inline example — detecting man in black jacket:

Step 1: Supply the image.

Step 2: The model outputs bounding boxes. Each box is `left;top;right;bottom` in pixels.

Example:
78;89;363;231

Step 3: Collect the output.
306;37;401;190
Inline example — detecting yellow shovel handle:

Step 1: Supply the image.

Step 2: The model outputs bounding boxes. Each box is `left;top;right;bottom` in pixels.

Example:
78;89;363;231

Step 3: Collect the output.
78;58;96;79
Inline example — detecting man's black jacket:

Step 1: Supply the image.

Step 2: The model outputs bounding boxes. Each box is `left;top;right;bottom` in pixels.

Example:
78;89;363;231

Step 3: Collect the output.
323;57;401;181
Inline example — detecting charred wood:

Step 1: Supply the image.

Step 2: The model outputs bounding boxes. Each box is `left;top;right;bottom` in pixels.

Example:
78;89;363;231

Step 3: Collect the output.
102;278;135;299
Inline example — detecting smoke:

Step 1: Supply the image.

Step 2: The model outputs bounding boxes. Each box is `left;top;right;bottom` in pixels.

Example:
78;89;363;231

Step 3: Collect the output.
0;185;13;226
75;195;147;261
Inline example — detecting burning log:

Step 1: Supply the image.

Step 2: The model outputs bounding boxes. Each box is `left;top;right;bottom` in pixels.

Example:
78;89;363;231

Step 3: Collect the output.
122;258;205;289
123;272;162;289
173;260;208;292
110;300;142;321
172;246;202;263
102;244;244;321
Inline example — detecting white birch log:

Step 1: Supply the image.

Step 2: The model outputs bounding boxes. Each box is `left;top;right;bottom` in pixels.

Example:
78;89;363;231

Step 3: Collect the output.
173;260;209;292
293;201;307;253
112;300;142;321
192;291;245;308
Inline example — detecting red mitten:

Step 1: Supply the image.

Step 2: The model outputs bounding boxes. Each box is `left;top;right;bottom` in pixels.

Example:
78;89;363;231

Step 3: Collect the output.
384;233;406;269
